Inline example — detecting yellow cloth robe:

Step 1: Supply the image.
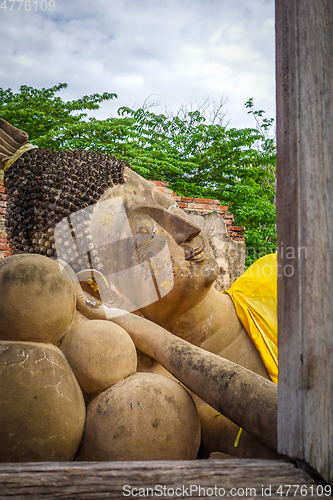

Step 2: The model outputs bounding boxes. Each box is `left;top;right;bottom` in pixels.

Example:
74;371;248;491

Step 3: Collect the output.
223;253;278;384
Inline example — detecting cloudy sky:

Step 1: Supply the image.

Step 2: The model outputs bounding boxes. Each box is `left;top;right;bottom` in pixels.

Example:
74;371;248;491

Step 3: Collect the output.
1;0;275;129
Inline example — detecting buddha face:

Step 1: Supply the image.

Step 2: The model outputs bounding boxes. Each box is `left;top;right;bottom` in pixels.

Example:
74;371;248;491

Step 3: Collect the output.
56;168;219;320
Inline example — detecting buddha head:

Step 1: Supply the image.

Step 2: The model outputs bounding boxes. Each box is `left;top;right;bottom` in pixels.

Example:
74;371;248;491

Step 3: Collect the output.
4;142;219;320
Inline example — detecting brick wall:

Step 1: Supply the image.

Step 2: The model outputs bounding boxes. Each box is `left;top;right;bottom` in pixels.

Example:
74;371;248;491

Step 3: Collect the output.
0;178;245;259
0;178;10;259
150;181;245;243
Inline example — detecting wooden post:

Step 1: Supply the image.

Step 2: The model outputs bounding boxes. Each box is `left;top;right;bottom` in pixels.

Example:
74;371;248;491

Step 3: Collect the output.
276;0;333;485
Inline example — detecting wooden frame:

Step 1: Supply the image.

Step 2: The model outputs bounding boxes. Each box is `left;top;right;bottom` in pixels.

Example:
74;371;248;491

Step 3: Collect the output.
276;0;333;485
0;460;316;499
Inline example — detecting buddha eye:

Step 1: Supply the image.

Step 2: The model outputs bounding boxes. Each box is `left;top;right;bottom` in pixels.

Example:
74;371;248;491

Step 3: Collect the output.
168;204;178;211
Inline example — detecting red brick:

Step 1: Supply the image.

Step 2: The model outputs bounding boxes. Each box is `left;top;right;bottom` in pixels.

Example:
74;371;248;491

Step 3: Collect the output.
0;208;6;215
222;213;233;219
0;244;10;251
215;205;229;211
173;196;183;201
172;192;178;197
192;203;220;210
0;251;12;258
1;194;7;200
202;203;218;210
228;226;245;231
178;203;188;208
178;197;194;202
0;201;6;208
194;198;220;205
0;187;5;194
186;203;201;209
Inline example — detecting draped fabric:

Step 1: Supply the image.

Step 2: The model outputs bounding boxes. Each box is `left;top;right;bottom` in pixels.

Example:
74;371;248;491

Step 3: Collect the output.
223;253;278;384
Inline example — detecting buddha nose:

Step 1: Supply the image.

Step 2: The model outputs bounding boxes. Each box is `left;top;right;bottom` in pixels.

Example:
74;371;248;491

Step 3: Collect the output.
137;206;201;245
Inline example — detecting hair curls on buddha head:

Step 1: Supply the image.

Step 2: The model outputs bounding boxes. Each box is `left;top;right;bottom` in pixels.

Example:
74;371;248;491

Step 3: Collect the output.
4;147;129;270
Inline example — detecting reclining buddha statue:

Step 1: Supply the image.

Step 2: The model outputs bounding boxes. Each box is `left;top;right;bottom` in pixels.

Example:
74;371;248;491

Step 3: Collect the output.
0;118;278;461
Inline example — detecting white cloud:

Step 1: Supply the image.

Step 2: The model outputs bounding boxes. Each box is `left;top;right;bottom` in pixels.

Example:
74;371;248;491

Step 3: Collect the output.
0;0;275;128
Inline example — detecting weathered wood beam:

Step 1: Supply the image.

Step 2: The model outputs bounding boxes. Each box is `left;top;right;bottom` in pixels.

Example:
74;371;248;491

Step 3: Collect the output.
0;460;316;499
276;0;333;485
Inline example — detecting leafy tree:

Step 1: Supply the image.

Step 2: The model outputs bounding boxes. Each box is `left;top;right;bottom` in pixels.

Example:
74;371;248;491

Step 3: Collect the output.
0;84;276;266
0;83;117;141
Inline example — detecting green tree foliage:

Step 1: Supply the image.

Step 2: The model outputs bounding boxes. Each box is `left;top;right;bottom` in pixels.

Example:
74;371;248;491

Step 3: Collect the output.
0;84;276;266
0;83;118;140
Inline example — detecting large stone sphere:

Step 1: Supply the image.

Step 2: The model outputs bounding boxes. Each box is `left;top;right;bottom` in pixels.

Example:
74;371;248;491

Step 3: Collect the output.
0;341;86;462
0;254;76;343
60;319;137;394
82;372;201;461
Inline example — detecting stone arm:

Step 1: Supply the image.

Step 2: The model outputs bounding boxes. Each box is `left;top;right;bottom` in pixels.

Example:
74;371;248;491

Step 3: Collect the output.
108;312;277;452
69;271;277;452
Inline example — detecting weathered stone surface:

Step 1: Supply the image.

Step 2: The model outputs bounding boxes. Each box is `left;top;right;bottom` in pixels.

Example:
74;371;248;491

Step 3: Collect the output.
185;211;246;291
60;319;137;394
0;254;76;343
0;341;85;462
82;372;201;461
